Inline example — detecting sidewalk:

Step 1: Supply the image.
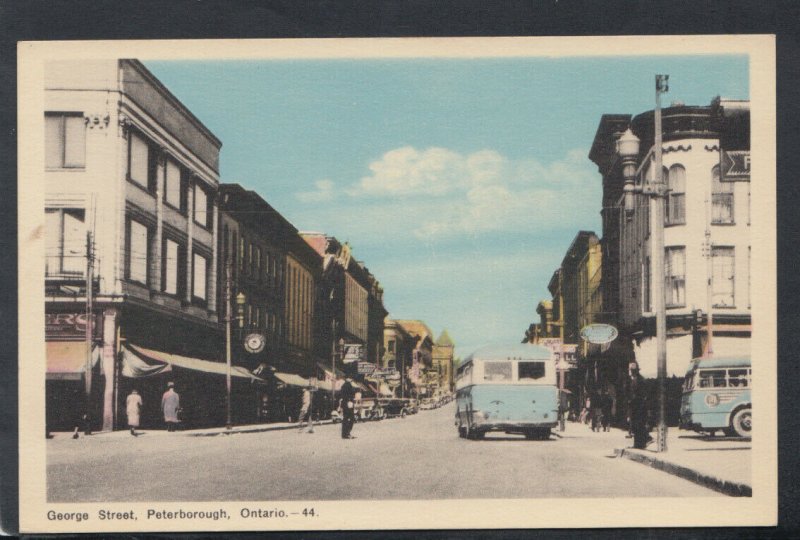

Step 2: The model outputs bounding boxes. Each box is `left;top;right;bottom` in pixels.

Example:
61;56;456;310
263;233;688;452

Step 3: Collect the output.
613;427;752;496
50;419;337;440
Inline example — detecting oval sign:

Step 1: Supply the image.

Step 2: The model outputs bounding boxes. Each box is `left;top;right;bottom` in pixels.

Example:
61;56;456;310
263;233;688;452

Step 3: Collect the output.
580;324;618;344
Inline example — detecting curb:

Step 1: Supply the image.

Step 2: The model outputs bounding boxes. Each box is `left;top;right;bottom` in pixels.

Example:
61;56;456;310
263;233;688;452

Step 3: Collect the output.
189;420;336;437
614;448;752;497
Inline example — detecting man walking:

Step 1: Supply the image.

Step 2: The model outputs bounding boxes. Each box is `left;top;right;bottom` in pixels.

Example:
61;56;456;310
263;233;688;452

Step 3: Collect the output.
340;376;356;439
161;382;180;432
297;385;315;433
126;389;143;436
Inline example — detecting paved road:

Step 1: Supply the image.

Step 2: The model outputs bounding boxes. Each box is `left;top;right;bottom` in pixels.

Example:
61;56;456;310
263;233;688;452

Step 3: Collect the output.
48;402;719;501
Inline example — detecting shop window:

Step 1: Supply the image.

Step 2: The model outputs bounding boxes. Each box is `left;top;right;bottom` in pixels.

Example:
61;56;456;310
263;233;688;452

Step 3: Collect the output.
192;252;208;301
164;158;183;210
712;246;735;307
665;165;686;225
45;208;85;276
128;131;156;192
45;113;85;169
127;218;149;285
712;165;734;224
665;246;686;308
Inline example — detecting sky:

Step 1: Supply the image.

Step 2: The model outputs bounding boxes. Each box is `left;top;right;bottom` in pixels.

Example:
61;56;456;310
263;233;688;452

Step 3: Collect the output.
145;54;748;359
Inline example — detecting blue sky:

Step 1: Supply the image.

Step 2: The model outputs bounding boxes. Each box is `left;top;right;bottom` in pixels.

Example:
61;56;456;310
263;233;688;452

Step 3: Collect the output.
146;55;748;358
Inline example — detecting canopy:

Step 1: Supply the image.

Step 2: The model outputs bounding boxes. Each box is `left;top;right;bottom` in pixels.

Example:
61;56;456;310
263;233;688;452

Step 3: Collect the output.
46;341;101;380
274;372;310;388
123;344;263;380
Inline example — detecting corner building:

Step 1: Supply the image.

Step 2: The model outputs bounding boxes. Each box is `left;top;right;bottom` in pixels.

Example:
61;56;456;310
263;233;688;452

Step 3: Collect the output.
44;60;223;432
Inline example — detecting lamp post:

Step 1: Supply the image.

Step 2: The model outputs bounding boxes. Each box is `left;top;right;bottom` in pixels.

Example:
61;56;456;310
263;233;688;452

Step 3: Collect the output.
618;73;669;453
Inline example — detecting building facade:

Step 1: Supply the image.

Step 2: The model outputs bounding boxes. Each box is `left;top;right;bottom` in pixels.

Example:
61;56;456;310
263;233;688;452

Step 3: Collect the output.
589;98;751;425
45;59;223;431
432;330;455;394
393;320;435;398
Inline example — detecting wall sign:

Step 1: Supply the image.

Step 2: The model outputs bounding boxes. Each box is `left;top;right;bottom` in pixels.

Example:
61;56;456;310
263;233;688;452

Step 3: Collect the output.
720;150;750;182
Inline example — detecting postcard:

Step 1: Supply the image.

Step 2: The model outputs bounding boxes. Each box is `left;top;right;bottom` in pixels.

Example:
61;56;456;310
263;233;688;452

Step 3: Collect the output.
17;35;776;533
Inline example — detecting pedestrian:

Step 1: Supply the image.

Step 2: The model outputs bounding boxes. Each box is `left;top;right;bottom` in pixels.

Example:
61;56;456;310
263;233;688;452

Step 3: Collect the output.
297;385;315;433
161;382;181;432
126;389;143;436
628;370;650;449
600;390;612;432
590;390;603;432
579;395;591;424
340;376;356;439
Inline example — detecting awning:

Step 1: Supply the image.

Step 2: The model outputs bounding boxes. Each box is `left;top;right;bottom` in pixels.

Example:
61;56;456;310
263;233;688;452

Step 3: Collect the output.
46;341;101;380
124;344;263;381
274;372;310;388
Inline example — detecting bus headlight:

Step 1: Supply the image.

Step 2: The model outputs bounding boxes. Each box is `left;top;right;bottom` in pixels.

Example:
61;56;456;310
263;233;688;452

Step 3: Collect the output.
705;393;720;407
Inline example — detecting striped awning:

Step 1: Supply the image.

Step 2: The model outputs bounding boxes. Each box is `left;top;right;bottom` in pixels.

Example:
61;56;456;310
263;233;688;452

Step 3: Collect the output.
123;344;263;380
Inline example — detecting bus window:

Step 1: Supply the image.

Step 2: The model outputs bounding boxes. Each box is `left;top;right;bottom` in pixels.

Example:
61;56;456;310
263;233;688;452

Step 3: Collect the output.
728;368;749;388
519;362;545;380
484;361;512;382
698;369;727;388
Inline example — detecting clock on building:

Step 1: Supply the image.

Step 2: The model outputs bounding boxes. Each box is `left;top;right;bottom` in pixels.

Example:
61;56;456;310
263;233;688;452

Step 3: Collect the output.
244;333;266;354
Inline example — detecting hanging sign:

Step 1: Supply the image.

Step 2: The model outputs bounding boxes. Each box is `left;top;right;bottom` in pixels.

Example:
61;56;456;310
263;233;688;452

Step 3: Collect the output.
342;344;364;364
580;324;619;345
720;150;750;182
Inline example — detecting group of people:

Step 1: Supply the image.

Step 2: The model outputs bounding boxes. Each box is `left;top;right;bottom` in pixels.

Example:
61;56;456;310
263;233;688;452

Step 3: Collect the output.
122;375;361;441
124;382;181;436
572;363;652;449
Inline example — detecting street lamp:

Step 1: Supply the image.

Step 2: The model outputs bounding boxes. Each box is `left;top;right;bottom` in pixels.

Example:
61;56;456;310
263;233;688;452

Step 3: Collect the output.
615;75;669;452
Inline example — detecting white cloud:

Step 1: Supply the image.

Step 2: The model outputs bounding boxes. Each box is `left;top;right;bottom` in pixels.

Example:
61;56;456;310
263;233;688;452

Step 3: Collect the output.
296;179;336;203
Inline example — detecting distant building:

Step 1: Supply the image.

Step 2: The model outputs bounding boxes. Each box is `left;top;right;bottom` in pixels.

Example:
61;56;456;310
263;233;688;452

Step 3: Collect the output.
432;330;455;394
383;318;416;398
393;320;435;398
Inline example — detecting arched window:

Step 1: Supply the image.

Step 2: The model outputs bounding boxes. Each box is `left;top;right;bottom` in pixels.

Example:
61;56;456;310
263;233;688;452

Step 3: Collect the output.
666;165;686;225
712;165;734;224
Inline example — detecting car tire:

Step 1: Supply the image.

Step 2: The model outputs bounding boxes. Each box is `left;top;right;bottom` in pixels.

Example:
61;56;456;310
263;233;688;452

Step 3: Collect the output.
730;407;752;438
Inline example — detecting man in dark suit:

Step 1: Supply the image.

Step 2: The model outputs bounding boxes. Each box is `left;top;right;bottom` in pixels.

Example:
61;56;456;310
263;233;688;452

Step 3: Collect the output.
340;377;356;439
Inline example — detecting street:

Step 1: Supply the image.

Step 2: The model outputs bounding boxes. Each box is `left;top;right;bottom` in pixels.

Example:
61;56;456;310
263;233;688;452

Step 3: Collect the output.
48;402;719;501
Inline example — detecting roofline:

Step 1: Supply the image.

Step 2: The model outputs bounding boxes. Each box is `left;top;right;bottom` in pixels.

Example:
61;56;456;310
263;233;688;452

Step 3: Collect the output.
124;59;222;149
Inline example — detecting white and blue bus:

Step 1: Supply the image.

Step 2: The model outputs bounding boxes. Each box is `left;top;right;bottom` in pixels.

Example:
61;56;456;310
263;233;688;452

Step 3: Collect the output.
454;344;558;440
679;356;751;438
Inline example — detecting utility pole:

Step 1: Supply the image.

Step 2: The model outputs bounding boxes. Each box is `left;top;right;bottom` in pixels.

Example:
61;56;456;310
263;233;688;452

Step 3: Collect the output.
225;259;232;430
330;318;337;410
84;231;94;434
652;74;669;453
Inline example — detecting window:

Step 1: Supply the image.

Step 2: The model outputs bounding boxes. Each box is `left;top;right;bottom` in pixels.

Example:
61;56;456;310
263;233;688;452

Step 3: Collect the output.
164;158;182;210
483;361;512;382
712;247;735;307
698;370;727;388
128;132;155;191
727;369;750;388
255;247;261;278
45;113;85;168
711;165;734;224
193;183;210;228
192;252;208;300
665;247;686;307
666;165;686;225
128;219;149;285
45;208;85;276
518;361;546;380
162;238;180;295
388;340;395;353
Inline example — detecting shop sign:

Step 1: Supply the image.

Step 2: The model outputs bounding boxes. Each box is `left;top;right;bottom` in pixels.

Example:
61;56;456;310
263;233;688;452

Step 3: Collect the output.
357;361;376;375
720;150;750;181
580;323;619;344
372;367;398;378
46;312;98;340
342;344;364;364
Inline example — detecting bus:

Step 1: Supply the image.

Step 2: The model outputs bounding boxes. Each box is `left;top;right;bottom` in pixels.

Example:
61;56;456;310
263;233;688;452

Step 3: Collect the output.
679;356;751;438
454;344;558;440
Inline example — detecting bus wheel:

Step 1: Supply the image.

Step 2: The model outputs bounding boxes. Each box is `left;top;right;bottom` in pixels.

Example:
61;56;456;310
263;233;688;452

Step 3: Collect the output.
730;407;752;438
